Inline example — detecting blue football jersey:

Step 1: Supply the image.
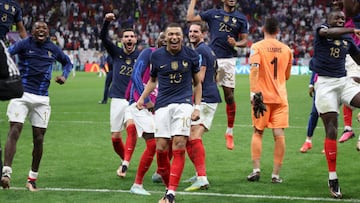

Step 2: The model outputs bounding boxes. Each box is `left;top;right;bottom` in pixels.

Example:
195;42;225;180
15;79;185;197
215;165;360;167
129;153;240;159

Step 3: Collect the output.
200;9;248;58
196;42;221;103
311;24;360;78
8;37;73;96
0;0;23;38
150;46;200;110
100;21;140;99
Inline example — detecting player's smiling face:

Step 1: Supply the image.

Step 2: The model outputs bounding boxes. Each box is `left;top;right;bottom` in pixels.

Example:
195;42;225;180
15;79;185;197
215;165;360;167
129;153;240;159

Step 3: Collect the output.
32;22;49;43
188;24;202;45
157;32;166;48
122;31;137;53
165;26;183;54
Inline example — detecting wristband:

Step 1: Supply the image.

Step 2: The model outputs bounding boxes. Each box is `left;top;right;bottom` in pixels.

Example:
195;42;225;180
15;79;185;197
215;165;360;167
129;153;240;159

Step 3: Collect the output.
194;104;200;110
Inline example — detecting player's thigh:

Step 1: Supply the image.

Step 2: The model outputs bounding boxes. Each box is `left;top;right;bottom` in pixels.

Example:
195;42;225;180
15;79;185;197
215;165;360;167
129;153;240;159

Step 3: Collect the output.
110;98;128;132
154;103;193;138
130;103;155;137
170;103;193;136
7;93;31;124
28;94;51;128
315;76;342;114
191;103;218;131
154;106;172;139
345;54;360;77
217;58;236;88
268;103;289;129
342;78;360;107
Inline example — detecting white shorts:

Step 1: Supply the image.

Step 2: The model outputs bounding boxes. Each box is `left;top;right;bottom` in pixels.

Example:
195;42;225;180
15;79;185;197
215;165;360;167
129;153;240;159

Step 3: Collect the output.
217;58;236;88
129;102;155;137
7;92;51;128
110;98;132;132
345;54;360;77
154;103;193;138
191;102;218;131
315;76;360;113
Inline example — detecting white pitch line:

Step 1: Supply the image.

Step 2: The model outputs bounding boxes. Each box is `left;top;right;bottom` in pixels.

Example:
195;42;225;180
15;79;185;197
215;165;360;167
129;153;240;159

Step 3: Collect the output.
10;187;360;202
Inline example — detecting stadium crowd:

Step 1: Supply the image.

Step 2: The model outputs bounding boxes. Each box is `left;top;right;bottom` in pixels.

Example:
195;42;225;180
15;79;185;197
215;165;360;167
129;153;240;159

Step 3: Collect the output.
12;0;332;63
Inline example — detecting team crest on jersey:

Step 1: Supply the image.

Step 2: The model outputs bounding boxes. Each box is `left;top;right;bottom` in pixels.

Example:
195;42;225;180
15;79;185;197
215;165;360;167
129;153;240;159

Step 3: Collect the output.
232;18;237;25
182;60;188;69
4;4;9;10
334;40;341;46
223;16;229;23
126;59;132;65
171;61;178;70
48;51;52;57
343;40;348;47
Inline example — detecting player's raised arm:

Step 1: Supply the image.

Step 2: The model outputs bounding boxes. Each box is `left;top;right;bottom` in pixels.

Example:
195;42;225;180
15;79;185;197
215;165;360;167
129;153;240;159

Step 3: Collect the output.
186;0;202;22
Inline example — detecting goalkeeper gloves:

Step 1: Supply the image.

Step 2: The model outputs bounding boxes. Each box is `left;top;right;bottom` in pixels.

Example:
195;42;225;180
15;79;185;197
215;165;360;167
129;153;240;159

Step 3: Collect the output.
252;92;267;119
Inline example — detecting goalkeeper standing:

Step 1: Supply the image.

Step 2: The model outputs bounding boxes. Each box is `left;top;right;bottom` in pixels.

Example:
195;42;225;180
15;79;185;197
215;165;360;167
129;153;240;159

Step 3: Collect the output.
246;17;292;184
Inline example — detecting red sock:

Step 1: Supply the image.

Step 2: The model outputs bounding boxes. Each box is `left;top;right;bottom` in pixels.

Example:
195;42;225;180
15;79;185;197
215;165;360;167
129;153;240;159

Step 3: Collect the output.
168;149;186;191
112;137;124;160
324;138;337;172
124;124;137;162
226;103;236;128
187;139;206;176
134;138;156;184
343;105;353;127
156;149;170;187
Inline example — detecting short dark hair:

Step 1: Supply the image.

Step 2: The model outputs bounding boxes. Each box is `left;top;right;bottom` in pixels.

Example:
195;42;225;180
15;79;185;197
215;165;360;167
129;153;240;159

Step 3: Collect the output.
264;17;279;35
166;22;182;30
119;27;135;38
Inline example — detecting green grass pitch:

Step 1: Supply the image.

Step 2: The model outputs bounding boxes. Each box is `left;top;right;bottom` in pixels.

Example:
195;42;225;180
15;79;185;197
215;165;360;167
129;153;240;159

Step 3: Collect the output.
0;72;359;203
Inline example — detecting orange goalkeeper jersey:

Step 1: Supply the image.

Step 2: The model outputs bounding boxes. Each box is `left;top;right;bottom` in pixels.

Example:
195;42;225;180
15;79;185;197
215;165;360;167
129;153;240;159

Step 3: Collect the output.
249;38;292;104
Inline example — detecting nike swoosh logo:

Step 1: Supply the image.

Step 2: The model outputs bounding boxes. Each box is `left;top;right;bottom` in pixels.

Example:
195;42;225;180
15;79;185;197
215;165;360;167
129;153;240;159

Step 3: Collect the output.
159;65;167;69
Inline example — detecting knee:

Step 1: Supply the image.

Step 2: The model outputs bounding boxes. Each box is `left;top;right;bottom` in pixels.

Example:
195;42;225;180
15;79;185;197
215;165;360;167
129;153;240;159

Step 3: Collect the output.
225;94;234;104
